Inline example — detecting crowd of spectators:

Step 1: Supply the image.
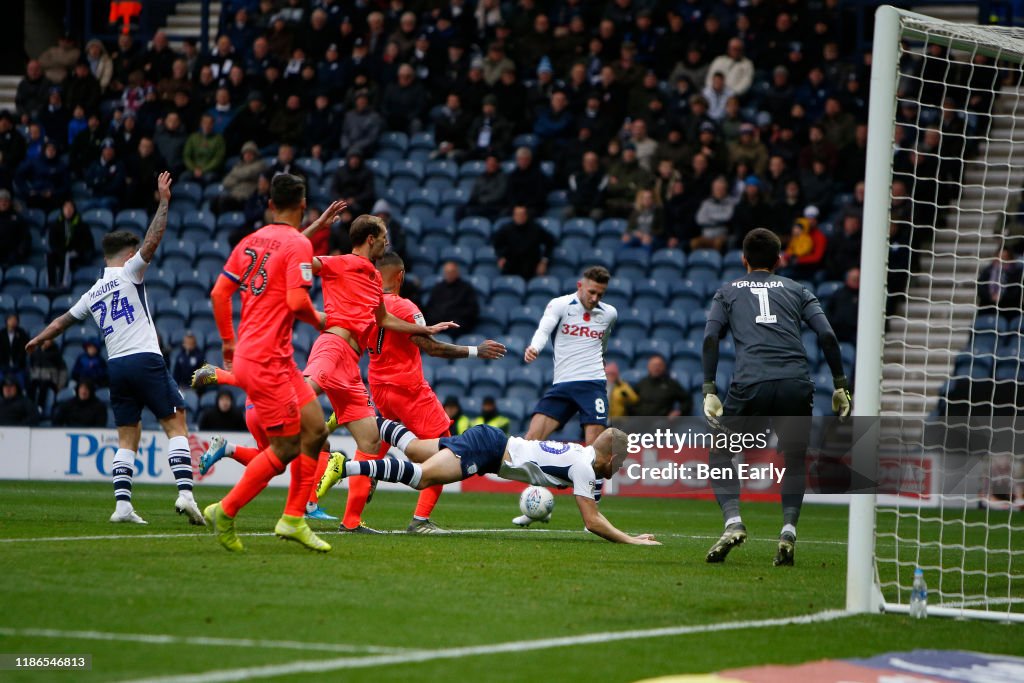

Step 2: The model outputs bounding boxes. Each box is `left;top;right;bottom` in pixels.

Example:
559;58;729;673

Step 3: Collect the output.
0;0;1008;426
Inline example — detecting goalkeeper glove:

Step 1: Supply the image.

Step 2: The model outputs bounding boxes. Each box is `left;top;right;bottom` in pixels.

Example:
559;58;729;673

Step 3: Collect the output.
702;382;724;431
832;376;852;421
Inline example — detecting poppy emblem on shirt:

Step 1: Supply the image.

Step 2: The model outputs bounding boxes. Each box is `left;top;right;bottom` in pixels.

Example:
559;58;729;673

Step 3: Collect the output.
583;312;591;322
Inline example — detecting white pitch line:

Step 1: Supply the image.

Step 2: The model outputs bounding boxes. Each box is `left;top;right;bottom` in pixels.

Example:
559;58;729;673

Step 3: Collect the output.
0;528;846;545
0;627;409;655
118;610;852;683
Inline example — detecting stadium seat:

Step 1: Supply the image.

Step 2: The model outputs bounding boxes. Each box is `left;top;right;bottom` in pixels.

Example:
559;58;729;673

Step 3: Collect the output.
296;157;323;181
817;281;844;303
636;338;673;362
535;217;561;240
365;158;391;179
114;209;148;233
17;294;49;317
409;131;435;151
443;245;474;270
391;159;426;182
48;294;77;317
513;133;539;149
459;160;485;179
475;305;507;338
470;365;507;397
539;160;555;177
181;209;216;235
464;274;491;300
585;247;616;271
161;239;198;264
562;217;597;242
633;279;668;309
671;358;702;382
3;265;39;297
425;159;458;181
176;181;204;207
202;182;225;204
839;342;856;369
154;298;191;325
176;278;209;302
597;218;627;239
687;308;708;332
409;244;439;270
526;276;560;302
216;211;246;233
669;279;706;309
508;306;542;339
379;131;409;152
673;339;702;363
606;277;634;302
457;216;491;240
973;313;1003;333
720;267;746;283
658;308;689;337
722;250;745;270
497;397;527;423
434;365;470;396
686;249;723;281
547;189;569;208
407;186;441;211
425;177;455;194
605;338;635;366
490;276;526;309
82;207;114;231
615;308;651;342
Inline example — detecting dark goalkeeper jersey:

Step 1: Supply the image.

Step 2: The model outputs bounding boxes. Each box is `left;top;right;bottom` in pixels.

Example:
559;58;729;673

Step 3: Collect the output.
707;271;826;386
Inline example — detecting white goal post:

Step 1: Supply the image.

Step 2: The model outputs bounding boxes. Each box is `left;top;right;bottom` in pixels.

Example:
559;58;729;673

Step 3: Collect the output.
848;5;1024;622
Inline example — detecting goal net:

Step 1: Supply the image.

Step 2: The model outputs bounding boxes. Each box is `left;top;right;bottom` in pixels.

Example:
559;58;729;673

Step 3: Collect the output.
848;5;1024;621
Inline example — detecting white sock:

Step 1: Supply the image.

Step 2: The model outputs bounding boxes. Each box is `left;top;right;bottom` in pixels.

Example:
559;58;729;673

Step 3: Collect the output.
725;516;743;528
782;523;797;538
115;499;133;515
225;442;236;456
177;490;195;503
306;501;318;514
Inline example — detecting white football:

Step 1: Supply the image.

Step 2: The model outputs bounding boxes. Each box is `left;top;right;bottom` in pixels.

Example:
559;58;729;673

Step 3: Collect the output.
519;486;555;520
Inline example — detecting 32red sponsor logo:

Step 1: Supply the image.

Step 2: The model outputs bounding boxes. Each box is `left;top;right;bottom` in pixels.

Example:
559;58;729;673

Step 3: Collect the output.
560;324;605;339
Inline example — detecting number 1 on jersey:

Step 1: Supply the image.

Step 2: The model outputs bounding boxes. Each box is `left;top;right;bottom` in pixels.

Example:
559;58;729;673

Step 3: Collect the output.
750;287;777;324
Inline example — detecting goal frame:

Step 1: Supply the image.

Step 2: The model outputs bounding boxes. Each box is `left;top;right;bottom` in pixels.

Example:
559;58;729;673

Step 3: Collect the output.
846;4;1024;622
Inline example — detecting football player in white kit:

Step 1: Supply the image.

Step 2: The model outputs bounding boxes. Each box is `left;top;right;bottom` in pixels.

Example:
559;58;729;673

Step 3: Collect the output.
26;172;203;526
516;265;616;525
324;419;660;545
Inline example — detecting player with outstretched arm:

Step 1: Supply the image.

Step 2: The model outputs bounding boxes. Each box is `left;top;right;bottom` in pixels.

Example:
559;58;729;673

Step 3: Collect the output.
517;265;617;526
701;228;852;566
202;174;337;553
26;172;204;526
316;251;507;534
328;418;660;545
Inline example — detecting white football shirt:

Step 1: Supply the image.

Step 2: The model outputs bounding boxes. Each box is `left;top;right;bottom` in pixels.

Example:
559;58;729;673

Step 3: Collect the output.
69;251;163;359
498;436;599;499
528;293;616;384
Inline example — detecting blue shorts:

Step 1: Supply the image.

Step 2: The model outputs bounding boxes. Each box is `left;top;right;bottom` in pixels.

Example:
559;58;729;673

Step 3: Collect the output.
438;425;510;479
533;380;608;427
108;352;186;427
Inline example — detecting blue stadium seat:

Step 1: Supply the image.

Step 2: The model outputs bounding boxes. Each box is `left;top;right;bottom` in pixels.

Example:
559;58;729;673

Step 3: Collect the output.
817;281;843;303
296;157;323;181
441;245;474;270
540;160;555;177
154;298;191;324
457;160;485;180
671;358;702;382
474;244;497;263
458;216;491;240
720;267;746;283
425;159;458;181
161;239;198;264
389;175;420;194
669;279;706;309
497;397;527;422
973;313;1003;333
425;177;455;194
658;308;689;337
463;274;492;300
176;277;210;302
181;209;216;235
597;218;627;239
491;275;526;307
673;339;702;363
617;248;650;272
813;387;834;417
391;159;426;182
562;217;597;241
202;182;225;203
216;211;246;233
558;236;592;256
637;338;673;362
82;207;113;231
686;249;722;280
22;207;46;229
400;214;421;238
607;277;634;302
633;279;668;309
365;158;391;179
547;190;569;208
585;247;616;271
526;276;560;302
615;308;651;342
441;187;470;208
409;131;435;151
114;209;149;233
802;331;820;366
434;365;470;395
47;294;76;317
409;244;439;270
722;249;745;270
535;217;561;240
550;246;580;271
3;265;39;297
839;342;855;370
688;308;708;331
407;186;441;211
507;306;541;339
470;366;507;397
605;338;635;366
513;133;538;149
474;305;507;337
176;181;204;207
379;131;409;152
17;294;49;317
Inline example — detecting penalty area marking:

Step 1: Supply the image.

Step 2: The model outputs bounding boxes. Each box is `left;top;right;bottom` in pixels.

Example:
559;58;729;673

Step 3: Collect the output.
0;627;410;655
118;610;852;683
0;529;847;546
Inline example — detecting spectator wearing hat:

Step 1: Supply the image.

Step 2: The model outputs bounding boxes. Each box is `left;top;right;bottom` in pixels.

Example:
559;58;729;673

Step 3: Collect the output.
781;210;828;279
71;340;108;388
15;61;52;121
38;34;81;85
52;379;108;427
432;92;473;161
84;138;126;210
493;205;556;281
199;390;247;431
728;123;769;177
331;149;375;217
84;39;114;92
340;90;383;157
605;142;653;217
460;153;508;221
142;30;177;82
669;44;709;94
525;54;558;114
470;396;511;433
423;261;479;336
64;61;101;114
481;42;514;87
1;312;29;387
216;141;268;214
759;66;796;125
443;396;471;435
466;94;513;159
0;377;38;426
183;113;226;183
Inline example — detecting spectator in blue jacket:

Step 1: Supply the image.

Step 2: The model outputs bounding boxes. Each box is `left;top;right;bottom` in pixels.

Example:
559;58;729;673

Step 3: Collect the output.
72;340;108;388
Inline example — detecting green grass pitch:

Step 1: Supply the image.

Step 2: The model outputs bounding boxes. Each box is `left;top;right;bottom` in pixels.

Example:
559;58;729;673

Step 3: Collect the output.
0;481;1020;682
